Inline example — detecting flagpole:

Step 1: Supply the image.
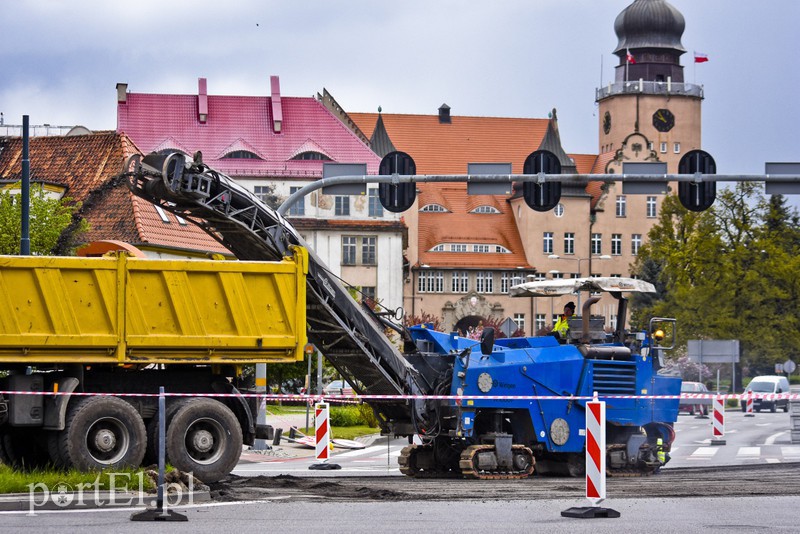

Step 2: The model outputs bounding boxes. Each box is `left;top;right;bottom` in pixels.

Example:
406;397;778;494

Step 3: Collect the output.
693;51;696;84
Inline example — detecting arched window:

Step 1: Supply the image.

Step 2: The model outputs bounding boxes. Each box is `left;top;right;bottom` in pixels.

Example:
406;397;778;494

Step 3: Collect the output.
471;205;500;214
291;151;331;161
420;204;448;213
222;150;262;160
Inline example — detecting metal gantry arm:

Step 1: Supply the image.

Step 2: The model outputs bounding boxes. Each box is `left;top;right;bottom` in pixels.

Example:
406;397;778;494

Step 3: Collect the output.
277;172;800;215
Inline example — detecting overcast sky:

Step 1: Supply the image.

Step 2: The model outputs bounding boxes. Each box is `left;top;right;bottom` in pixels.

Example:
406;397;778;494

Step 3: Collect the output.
2;0;798;177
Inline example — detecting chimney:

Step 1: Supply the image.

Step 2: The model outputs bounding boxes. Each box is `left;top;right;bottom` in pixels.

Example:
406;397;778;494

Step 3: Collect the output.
270;75;283;133
198;78;208;123
116;83;128;103
438;103;451;124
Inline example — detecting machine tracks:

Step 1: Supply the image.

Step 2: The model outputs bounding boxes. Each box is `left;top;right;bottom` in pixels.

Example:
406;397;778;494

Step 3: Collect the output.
398;443;535;480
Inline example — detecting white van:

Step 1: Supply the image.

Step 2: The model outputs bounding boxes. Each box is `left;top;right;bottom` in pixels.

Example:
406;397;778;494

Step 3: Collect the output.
741;375;791;413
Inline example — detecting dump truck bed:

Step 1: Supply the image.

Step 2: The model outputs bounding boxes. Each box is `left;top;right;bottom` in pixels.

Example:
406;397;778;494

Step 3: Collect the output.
0;248;307;364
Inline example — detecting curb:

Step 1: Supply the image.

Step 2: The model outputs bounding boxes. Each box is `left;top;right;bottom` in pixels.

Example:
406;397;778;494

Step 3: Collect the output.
0;489;210;513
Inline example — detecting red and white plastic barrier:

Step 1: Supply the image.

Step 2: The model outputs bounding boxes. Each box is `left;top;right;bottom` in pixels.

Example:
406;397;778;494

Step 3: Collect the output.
744;390;755;416
315;402;330;462
585;394;606;505
712;395;725;438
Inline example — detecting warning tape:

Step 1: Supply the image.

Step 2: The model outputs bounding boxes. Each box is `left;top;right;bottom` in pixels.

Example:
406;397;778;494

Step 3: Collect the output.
0;390;797;402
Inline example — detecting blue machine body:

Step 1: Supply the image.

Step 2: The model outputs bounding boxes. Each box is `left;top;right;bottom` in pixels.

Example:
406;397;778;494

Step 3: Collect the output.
407;325;680;454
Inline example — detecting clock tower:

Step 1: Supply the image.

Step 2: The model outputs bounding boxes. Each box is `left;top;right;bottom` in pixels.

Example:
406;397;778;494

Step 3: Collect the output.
596;0;702;173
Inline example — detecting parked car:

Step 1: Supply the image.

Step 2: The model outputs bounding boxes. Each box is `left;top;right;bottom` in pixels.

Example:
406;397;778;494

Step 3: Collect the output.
679;381;710;415
323;380;354;396
741;375;791;413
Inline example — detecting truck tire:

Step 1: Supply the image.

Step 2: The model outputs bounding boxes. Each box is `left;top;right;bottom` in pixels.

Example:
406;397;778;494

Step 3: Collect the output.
144;399;190;466
165;398;242;483
47;431;69;469
58;396;146;470
1;428;51;469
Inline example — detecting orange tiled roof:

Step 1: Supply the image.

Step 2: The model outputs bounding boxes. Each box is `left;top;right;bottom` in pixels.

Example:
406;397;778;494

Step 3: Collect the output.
0;132;229;255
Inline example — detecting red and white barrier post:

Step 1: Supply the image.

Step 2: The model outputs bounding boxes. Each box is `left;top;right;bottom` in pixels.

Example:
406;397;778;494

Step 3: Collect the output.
561;393;619;519
308;401;341;470
744;390;755;417
710;395;726;445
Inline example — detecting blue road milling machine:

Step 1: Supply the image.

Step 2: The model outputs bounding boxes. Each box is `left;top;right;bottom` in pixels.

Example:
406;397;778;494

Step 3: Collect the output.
125;151;680;480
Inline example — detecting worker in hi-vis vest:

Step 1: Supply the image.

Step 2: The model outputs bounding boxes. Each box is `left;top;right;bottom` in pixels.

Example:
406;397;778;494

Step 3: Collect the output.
552;302;576;342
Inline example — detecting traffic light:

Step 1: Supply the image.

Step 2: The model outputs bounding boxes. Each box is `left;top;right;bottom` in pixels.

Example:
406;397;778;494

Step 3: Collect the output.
678;150;716;212
522;150;562;212
378;151;417;213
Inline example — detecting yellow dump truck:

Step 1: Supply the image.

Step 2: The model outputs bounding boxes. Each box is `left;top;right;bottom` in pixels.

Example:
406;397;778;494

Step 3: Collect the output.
0;246;307;482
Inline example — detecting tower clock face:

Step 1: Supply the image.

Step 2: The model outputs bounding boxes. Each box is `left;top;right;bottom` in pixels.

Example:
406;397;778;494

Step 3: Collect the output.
652;108;675;132
603;111;611;134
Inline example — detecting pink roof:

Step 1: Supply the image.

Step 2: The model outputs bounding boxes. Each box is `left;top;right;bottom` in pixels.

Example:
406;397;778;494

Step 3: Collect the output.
117;83;381;177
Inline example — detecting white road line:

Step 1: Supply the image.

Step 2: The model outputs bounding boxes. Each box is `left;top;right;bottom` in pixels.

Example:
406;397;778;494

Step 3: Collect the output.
766;458;780;464
781;446;800;459
764;431;787;445
335;445;387;458
689;447;719;459
736;447;760;457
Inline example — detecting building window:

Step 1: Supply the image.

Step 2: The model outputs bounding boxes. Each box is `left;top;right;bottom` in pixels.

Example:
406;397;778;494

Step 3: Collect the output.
513;313;525;333
551;272;564;279
476;272;494;293
452;271;469;293
154;205;170;223
288;186;304;216
223;150;262;160
646;196;657;218
471;205;500;214
292;151;331;161
554;203;565;217
361;286;376;302
368;189;383;217
591;233;602;255
420;204;447;212
342;236;356;265
451;244;467;252
611;234;622;256
659;142;667;153
495;245;511;253
616;195;626;217
511;272;524;288
335;196;350;216
362;236;376;265
473;244;490;253
501;272;510;294
543;232;554;254
418;270;444;293
674;142;681;154
342;236;376;265
564;233;575;255
632;234;642;255
431;244;445;252
535;314;546;333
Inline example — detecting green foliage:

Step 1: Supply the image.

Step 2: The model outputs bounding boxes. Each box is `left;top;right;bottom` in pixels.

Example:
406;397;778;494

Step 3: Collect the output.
632;185;800;377
329;404;377;427
0;465;154;494
0;184;88;255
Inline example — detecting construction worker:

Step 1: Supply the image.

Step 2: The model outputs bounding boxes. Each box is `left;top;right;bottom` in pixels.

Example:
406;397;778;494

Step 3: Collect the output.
552;302;576;342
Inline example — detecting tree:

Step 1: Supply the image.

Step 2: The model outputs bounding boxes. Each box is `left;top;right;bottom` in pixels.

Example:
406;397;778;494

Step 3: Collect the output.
632;185;800;376
0;184;88;255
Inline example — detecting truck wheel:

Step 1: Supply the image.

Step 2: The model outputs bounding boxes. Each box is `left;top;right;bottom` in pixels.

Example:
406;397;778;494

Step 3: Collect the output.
58;396;146;470
47;431;69;469
144;399;189;466
165;398;242;483
770;403;776;413
1;428;50;469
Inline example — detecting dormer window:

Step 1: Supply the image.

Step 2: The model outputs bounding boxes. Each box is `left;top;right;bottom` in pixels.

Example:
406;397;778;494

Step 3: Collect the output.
420;204;448;213
222;150;262;160
471;205;500;214
292;151;331;161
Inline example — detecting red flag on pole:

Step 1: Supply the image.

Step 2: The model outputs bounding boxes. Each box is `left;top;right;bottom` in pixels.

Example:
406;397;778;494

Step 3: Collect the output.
694;52;709;63
626;49;636;64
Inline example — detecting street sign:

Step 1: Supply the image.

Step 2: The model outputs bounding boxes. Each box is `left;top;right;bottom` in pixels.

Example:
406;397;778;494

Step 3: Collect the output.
784;359;797;374
687;340;740;363
499;317;517;338
522;150;562;211
321;163;367;195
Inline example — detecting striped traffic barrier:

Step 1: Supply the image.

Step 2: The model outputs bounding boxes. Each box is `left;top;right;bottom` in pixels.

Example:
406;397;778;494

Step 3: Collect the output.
308;402;340;471
561;393;620;519
710;395;726;445
745;390;755;417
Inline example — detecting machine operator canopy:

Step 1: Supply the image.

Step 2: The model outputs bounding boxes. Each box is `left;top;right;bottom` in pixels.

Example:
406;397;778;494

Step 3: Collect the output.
509;277;655;298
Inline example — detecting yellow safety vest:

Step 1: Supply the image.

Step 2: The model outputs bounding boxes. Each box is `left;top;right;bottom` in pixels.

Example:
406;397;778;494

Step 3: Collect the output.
554;315;570;338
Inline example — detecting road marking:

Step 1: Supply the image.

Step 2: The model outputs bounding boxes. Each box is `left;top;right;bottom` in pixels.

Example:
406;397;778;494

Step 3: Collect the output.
335;445;387;458
689;447;719;459
781;446;800;459
737;447;760;457
764;431;787;445
766;458;780;464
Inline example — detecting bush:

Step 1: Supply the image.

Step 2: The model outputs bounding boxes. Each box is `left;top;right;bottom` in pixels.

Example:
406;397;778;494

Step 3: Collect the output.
329;404;379;427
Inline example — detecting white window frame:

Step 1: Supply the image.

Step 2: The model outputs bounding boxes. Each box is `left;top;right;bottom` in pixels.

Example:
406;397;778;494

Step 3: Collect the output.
646;196;657;218
632;234;642;255
591;233;602;255
476;272;494;293
543;232;553;254
564;233;575;255
335;196;350;216
616;195;626;217
611;234;622;256
452;271;469;293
